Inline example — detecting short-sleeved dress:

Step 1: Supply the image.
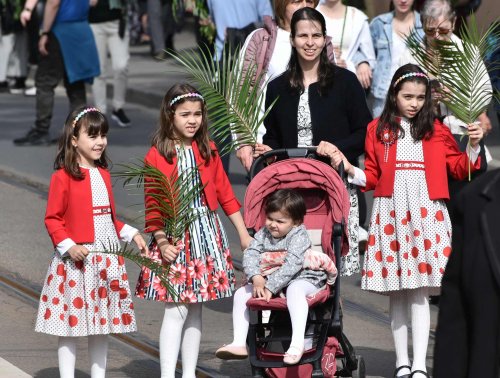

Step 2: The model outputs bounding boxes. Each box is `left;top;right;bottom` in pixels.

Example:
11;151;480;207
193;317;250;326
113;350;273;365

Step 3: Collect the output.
35;168;137;336
361;119;451;295
135;147;236;303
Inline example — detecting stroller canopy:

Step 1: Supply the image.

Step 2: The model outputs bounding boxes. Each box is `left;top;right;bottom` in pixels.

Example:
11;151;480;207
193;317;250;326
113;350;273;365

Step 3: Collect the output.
244;158;350;258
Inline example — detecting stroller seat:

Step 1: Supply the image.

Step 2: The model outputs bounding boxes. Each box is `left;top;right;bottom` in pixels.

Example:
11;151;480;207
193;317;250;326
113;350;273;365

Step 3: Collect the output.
246;285;331;311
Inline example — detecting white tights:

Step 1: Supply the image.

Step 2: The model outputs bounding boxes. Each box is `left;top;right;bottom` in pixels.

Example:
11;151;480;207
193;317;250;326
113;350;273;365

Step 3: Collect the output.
58;335;109;378
159;302;202;378
230;280;318;351
389;287;430;376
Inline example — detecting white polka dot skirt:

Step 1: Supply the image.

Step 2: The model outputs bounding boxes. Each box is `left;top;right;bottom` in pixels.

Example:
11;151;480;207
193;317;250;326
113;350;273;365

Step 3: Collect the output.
35;168;136;336
361;120;451;295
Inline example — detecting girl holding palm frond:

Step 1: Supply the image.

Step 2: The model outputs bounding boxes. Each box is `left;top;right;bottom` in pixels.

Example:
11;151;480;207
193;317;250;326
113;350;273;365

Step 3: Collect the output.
331;64;484;378
134;83;252;378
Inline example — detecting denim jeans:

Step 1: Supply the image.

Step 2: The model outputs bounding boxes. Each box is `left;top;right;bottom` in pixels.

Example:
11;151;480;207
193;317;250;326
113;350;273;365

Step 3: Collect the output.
35;33;86;132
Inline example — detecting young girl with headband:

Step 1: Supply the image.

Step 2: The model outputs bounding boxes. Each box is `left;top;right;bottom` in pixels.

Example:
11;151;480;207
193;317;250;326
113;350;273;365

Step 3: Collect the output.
35;106;148;377
329;63;484;378
134;83;252;377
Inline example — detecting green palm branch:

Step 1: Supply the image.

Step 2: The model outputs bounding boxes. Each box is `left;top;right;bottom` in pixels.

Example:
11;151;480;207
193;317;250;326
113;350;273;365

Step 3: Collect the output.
114;156;208;243
100;242;178;300
406;15;500;178
165;45;278;156
406;15;499;123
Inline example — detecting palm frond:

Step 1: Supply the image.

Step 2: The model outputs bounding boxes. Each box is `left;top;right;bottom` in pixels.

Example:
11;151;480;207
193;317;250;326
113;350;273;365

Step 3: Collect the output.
113;153;208;243
165;44;278;156
99;243;178;301
406;15;499;124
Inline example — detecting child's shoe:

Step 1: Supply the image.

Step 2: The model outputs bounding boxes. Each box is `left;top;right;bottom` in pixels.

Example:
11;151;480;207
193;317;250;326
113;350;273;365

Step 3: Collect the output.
215;344;248;360
283;345;304;365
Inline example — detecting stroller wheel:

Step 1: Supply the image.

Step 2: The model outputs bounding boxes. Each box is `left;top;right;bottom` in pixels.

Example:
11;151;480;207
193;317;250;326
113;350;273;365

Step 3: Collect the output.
350;355;366;378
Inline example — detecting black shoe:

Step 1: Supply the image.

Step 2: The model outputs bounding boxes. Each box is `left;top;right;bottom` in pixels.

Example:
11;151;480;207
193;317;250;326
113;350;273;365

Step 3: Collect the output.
13;129;51;146
111;109;131;128
410;370;429;377
0;81;9;93
9;77;26;94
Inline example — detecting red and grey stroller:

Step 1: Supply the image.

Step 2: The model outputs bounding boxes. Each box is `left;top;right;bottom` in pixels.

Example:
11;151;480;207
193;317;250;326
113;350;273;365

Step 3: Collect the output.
243;148;366;378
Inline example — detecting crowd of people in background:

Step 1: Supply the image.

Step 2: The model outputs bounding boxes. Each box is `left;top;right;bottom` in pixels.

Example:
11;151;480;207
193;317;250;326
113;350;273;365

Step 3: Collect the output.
0;0;498;377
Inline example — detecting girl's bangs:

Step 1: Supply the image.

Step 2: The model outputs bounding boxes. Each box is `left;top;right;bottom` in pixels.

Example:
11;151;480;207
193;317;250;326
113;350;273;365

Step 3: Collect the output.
82;112;109;136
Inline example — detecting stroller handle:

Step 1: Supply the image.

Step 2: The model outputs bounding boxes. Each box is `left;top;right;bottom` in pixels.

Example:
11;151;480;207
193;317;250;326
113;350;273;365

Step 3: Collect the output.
249;147;345;181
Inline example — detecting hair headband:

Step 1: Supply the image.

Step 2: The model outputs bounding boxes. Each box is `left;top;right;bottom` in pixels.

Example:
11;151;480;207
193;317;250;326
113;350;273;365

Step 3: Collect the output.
72;107;100;128
393;72;429;88
169;93;204;107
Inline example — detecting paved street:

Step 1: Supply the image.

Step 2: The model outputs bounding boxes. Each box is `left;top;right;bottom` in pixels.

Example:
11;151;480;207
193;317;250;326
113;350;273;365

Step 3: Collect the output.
0;16;499;378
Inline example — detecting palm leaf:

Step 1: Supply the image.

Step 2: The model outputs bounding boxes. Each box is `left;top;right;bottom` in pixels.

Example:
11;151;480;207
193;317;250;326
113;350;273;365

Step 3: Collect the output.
406;15;499;124
113;152;208;244
99;243;178;301
165;44;278;156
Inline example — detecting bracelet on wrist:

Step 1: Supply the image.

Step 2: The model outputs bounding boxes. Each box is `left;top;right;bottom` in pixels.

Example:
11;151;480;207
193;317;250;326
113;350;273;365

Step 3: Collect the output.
39;30;50;37
24;7;32;12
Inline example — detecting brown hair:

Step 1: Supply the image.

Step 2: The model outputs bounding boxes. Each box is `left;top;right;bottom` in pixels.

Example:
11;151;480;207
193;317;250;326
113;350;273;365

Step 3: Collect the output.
264;189;306;224
152;83;214;164
274;0;319;30
54;106;110;180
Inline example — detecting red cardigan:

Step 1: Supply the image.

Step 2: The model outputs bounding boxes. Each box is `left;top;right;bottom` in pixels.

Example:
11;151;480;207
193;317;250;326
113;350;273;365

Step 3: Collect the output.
363;118;481;200
45;167;124;246
144;142;241;233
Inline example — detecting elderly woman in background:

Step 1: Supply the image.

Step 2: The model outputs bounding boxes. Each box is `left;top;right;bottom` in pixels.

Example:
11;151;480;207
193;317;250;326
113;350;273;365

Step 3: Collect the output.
416;0;493;136
254;7;372;277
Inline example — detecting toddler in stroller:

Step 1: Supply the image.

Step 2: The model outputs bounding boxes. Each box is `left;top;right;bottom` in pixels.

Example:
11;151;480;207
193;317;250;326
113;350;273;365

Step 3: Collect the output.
216;189;337;364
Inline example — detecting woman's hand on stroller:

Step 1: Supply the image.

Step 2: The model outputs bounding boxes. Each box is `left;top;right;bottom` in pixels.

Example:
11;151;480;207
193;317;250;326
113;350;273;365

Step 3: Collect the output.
252;143;272;157
330;149;355;177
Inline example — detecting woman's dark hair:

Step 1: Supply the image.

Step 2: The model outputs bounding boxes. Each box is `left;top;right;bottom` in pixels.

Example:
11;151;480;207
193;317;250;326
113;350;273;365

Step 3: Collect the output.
54;105;110;180
287;7;335;95
264;189;306;224
377;63;434;141
152;83;214;164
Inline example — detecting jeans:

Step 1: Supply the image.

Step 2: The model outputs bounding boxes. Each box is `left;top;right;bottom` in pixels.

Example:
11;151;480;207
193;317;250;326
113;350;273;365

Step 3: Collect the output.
35;34;86;132
90;20;130;114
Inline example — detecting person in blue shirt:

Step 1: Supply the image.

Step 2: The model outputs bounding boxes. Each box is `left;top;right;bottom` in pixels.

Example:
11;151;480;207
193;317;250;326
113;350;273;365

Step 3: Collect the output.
13;0;100;146
207;0;273;61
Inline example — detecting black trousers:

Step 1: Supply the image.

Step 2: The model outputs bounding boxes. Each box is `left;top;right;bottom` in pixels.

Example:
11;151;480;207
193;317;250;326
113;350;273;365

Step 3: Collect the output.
34;33;86;133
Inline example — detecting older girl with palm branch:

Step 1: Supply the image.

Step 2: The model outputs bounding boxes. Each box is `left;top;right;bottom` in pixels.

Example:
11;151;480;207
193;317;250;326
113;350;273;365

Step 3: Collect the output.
331;64;484;378
134;83;252;378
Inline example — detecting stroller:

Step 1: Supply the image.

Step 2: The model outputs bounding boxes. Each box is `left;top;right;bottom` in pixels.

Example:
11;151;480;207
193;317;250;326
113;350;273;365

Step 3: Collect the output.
243;148;366;378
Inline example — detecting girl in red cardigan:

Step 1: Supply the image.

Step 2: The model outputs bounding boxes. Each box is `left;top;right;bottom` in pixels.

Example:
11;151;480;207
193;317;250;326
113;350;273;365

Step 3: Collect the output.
35;106;148;377
134;83;252;377
327;64;483;378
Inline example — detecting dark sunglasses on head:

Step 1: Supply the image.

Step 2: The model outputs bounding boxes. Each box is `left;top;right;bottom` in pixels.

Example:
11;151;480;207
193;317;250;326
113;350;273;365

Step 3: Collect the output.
424;27;452;36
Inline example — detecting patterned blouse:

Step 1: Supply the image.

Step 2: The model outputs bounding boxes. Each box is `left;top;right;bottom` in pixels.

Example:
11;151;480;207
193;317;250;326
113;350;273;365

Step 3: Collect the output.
243;225;326;294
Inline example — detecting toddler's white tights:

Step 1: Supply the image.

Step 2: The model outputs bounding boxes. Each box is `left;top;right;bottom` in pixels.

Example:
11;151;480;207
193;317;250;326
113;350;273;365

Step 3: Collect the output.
159;302;202;378
58;335;108;378
389;287;430;376
230;280;318;351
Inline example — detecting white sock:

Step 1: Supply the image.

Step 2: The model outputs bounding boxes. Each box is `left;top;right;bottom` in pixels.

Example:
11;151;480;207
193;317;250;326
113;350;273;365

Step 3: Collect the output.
231;284;252;346
286;280;317;351
408;287;430;374
88;335;108;378
389;291;411;376
159;303;202;378
58;337;76;378
180;303;202;378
